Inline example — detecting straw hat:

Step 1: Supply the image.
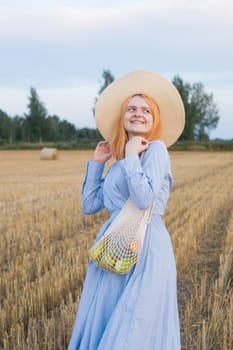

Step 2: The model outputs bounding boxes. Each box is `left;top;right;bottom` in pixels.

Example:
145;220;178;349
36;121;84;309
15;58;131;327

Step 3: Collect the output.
95;70;185;147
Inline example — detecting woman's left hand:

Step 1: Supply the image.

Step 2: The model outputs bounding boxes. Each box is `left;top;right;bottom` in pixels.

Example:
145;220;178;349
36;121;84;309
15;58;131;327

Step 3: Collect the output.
125;136;149;157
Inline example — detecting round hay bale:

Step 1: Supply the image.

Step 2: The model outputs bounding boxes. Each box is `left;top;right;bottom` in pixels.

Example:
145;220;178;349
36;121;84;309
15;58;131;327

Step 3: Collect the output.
40;148;58;160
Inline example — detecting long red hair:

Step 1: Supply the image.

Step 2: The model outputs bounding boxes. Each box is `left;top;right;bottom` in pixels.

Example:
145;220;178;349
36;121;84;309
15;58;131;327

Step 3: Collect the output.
110;94;161;160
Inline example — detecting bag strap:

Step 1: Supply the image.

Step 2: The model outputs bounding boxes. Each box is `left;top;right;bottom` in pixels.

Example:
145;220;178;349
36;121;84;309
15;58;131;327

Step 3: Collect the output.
139;150;154;223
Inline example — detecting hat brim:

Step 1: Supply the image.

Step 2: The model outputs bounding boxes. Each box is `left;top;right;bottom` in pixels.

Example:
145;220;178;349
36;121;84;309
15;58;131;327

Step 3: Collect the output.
95;70;185;148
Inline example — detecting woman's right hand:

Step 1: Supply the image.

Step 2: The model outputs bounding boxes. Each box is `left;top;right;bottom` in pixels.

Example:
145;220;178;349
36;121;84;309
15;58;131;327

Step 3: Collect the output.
93;141;112;163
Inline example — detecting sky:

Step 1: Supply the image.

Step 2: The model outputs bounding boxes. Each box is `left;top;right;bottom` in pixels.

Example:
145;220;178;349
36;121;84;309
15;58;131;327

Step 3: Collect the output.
0;0;232;139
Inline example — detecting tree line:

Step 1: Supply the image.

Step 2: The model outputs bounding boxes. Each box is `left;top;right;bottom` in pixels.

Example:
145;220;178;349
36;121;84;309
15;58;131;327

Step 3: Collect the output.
0;87;102;145
0;71;221;145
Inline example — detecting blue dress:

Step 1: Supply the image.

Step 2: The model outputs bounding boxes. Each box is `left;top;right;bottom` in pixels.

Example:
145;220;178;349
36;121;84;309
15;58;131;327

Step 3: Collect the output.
68;140;181;350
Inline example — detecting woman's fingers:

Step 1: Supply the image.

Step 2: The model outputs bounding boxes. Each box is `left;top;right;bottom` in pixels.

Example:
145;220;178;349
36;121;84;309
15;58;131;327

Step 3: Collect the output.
93;141;112;162
125;136;149;157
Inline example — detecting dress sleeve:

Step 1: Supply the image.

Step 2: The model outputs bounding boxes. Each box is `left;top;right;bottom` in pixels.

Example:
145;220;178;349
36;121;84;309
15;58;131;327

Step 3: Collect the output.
118;140;171;209
81;160;105;214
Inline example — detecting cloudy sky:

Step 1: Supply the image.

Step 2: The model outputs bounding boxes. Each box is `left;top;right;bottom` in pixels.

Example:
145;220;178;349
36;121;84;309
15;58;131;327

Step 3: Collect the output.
0;0;232;139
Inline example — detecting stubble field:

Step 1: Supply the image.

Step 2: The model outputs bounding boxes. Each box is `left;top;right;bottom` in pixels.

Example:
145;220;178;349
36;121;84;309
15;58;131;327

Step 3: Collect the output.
0;150;233;350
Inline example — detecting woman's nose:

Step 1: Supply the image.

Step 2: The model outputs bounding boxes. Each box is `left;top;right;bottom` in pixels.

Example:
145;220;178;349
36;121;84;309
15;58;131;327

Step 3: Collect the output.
134;109;142;117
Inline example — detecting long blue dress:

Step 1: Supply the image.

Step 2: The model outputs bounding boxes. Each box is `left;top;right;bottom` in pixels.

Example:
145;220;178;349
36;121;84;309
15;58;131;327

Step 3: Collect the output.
68;139;181;350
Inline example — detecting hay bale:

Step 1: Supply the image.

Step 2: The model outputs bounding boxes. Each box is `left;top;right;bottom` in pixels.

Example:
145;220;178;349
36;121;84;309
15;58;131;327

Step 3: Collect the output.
40;148;58;160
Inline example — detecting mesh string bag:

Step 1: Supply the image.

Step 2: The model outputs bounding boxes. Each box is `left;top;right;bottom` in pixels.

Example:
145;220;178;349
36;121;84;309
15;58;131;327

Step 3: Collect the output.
89;198;153;274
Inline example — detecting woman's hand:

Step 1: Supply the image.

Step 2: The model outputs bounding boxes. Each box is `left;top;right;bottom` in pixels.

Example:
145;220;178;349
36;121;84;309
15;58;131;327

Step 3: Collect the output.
93;141;112;163
125;136;149;157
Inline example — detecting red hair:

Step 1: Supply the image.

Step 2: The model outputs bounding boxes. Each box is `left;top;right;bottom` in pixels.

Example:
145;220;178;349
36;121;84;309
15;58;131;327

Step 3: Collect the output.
110;94;161;160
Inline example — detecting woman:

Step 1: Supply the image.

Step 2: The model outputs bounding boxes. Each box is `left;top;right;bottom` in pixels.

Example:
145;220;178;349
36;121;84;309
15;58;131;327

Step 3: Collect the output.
68;70;185;350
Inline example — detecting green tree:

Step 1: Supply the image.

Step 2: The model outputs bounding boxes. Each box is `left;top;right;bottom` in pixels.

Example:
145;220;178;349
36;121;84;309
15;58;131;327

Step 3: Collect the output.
25;87;47;143
44;115;60;142
0;109;12;144
10;116;25;143
77;127;103;141
58;119;77;141
172;76;220;141
92;69;115;116
0;113;26;144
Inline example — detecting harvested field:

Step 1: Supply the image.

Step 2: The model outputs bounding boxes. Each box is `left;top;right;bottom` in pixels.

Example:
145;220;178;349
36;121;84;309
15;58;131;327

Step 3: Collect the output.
0;150;233;350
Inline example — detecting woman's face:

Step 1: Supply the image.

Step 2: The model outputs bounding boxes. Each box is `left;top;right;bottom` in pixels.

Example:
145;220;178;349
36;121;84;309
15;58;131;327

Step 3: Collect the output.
123;95;153;139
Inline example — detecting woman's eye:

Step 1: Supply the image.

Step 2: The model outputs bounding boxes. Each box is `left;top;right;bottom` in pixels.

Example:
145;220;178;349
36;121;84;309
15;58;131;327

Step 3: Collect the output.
127;107;135;112
144;109;150;113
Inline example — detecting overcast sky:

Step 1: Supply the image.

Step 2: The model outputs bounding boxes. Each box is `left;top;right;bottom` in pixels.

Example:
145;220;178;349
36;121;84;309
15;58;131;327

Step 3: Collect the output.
0;0;232;139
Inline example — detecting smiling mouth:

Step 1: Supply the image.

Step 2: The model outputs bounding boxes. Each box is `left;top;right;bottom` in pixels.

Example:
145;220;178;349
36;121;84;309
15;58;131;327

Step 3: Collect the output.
130;120;145;124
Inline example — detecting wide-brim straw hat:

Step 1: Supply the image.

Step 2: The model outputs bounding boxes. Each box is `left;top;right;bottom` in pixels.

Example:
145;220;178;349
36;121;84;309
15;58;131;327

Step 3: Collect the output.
95;70;185;148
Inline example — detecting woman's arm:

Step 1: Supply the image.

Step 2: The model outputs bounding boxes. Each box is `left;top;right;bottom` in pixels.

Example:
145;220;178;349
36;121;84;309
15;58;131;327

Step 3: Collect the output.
81;141;112;215
119;140;170;209
81;161;105;214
